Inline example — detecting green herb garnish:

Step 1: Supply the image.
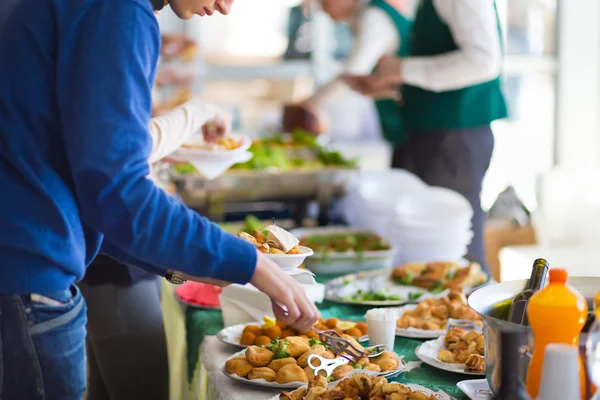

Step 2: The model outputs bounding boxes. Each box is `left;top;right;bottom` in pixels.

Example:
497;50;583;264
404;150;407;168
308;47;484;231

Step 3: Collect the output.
308;338;325;347
393;270;415;286
266;338;290;359
342;290;401;302
428;280;446;294
408;292;424;301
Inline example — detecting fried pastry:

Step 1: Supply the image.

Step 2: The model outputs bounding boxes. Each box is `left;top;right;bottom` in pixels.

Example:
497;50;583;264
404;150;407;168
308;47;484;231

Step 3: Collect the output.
437;349;455;363
331;364;353;380
286;336;311;357
276;363;308;384
267;357;297;372
279;387;307;400
245;346;274;367
465;354;485;373
248;367;276;382
225;358;253;377
297;345;326;368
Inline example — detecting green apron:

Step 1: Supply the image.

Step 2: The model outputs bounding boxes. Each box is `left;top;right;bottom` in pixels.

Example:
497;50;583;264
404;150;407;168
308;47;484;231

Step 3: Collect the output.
402;0;508;131
370;0;412;146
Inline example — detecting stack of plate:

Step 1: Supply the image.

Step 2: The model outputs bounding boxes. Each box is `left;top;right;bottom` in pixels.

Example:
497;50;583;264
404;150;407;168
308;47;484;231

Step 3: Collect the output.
342;170;427;237
390;186;473;264
342;170;473;264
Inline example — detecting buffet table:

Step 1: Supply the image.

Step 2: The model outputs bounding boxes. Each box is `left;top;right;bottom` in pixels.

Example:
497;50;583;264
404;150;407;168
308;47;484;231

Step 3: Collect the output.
161;279;471;400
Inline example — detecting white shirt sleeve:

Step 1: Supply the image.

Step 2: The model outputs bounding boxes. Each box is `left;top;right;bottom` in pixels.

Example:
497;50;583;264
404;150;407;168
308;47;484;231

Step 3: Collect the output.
401;0;502;93
310;6;400;104
147;98;219;164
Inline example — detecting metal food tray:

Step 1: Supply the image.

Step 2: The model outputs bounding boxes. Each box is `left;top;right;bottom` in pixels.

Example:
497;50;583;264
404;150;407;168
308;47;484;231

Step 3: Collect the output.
163;165;357;219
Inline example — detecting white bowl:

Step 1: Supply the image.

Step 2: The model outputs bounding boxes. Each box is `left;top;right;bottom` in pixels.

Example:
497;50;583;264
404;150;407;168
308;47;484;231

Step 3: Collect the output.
263;246;314;271
290;227;397;275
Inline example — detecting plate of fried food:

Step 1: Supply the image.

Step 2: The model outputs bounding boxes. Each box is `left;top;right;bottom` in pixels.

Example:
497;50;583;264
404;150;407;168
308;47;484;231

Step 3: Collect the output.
223;335;405;389
415;327;486;376
395;290;483;339
217;316;368;349
237;224;313;270
274;373;456;400
177;134;251;155
391;262;489;293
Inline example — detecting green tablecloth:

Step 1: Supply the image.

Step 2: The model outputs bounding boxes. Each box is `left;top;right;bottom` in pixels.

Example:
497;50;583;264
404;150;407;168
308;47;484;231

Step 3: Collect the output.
186;297;470;400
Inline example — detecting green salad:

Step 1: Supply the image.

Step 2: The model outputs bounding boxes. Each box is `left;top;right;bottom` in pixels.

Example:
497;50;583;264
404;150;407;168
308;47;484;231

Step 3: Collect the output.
299;232;390;255
172;130;358;175
341;290;402;302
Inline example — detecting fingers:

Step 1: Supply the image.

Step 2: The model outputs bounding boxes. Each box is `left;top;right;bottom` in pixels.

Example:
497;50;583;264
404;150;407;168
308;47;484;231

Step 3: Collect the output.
251;253;320;332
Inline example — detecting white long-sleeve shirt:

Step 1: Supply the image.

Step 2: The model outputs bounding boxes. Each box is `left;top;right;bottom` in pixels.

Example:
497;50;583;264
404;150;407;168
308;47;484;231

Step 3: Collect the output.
401;0;502;92
312;0;502;102
148;98;220;163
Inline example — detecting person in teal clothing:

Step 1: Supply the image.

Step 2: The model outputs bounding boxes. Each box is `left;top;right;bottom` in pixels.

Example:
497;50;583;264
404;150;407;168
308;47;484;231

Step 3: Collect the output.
284;0;412;147
347;0;508;271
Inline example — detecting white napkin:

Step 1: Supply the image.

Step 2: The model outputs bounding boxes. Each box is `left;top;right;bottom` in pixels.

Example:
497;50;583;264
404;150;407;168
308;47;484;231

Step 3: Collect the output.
190;151;252;180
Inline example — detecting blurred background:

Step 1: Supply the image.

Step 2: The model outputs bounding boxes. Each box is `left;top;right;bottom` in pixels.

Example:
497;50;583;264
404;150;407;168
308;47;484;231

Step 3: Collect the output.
155;0;573;211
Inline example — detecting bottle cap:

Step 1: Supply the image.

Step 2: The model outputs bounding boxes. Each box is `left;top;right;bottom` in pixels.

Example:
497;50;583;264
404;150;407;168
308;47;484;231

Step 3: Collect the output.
549;268;568;284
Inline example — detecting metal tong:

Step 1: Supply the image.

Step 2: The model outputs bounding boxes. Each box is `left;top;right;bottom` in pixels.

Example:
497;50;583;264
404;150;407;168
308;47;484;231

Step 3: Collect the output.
308;328;387;377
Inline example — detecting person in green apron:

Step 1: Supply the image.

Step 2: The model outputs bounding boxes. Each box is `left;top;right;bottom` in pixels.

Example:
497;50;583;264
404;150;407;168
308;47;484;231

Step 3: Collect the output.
283;0;412;148
346;0;508;271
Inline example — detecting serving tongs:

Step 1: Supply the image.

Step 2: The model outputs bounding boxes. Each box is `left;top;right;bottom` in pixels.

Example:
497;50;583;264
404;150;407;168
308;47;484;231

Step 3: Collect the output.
308;327;386;377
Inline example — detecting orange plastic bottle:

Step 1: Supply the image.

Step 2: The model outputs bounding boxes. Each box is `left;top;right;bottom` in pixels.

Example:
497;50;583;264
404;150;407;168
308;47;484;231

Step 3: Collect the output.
526;269;588;399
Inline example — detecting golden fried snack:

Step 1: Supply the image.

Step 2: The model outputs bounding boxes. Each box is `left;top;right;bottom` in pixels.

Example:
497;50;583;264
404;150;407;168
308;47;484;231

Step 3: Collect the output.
240;332;257;346
245;346;274;367
465;354;485;373
365;363;382;372
340;334;364;352
243;325;263;337
444;328;466;347
370;350;395;363
264;325;282;339
248;367;276;382
325;318;339;329
255;335;271;346
437;349;455;363
322;350;335;359
345;327;363;339
455;350;470;364
297;345;326;368
381;382;411;396
267;357;297;372
351;373;373;397
286;336;311;358
331;364;353;380
281;329;295;338
303;387;327;400
376;357;399;372
279;387;307;400
355;322;368;335
275;363;308;384
225;358;253;377
253;230;268;243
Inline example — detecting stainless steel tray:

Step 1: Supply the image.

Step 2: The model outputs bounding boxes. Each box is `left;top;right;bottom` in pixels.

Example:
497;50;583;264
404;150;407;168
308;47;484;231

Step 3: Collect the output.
165;166;356;208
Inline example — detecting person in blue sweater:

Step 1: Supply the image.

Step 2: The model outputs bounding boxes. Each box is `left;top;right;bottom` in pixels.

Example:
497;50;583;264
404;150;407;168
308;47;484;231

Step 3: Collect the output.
0;0;320;399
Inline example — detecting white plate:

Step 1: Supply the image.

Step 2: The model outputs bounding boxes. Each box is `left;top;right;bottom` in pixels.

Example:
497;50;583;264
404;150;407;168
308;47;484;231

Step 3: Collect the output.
172;134;252;160
325;269;451;306
394;305;447;339
290;227;396;275
264;246;314;271
216;322;369;349
223;349;407;389
457;379;493;400
268;382;456;400
415;338;485;376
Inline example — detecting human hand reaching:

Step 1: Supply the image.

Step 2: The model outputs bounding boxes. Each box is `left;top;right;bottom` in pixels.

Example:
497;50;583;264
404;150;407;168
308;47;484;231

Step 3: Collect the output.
250;251;320;332
202;105;232;143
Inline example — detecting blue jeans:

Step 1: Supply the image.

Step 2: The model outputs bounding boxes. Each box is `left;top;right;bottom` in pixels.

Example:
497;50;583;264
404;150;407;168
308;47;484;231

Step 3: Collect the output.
0;285;87;400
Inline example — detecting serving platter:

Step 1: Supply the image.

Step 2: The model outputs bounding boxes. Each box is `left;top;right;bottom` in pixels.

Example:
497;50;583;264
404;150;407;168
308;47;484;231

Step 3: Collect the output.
415;338;485;376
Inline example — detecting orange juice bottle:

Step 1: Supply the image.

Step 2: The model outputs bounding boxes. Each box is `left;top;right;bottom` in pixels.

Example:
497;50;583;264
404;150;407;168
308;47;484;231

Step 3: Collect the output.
526;269;588;399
